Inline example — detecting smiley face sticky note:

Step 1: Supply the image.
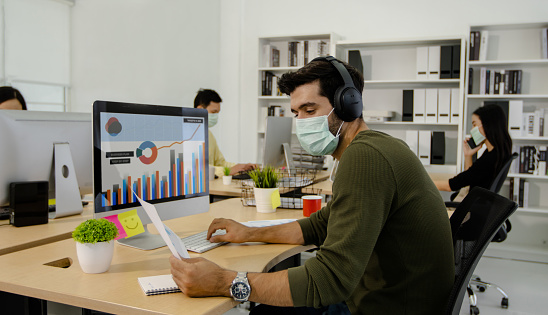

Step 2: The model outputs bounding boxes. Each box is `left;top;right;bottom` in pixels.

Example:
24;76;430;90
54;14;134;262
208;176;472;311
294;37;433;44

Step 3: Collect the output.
118;209;145;237
103;214;127;240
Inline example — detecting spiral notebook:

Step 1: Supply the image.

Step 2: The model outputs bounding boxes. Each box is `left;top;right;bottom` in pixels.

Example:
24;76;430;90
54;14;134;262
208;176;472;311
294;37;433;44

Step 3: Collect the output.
138;274;181;296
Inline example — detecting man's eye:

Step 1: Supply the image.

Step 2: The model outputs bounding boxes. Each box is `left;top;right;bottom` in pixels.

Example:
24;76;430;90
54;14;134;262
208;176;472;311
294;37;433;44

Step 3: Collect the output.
306;110;315;115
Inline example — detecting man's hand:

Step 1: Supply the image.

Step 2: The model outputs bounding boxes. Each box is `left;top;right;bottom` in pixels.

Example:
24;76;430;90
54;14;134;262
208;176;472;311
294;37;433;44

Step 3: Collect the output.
207;218;252;243
229;163;257;175
170;256;235;297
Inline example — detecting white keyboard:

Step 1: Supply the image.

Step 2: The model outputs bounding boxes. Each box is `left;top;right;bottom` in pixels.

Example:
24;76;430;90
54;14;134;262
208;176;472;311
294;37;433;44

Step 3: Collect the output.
181;230;228;253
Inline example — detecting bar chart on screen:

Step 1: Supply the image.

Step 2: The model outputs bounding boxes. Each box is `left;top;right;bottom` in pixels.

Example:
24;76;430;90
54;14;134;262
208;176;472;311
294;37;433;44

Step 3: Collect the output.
99;113;207;207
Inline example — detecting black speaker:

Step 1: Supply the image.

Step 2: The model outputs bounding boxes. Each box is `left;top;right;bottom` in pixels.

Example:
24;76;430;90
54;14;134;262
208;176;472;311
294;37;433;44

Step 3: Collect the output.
431;132;446;165
348;50;363;76
9;181;49;227
311;56;363;122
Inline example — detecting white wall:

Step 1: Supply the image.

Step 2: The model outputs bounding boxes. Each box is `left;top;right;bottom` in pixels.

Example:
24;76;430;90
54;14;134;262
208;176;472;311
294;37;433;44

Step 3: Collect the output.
217;0;548;164
70;0;221;112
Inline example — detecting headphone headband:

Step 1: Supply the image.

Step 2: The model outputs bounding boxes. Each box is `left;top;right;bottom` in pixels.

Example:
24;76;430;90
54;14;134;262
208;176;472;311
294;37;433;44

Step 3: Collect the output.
311;56;363;122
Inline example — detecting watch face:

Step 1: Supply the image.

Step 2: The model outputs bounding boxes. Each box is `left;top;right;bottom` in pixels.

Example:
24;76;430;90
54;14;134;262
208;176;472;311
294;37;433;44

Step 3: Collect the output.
231;281;250;300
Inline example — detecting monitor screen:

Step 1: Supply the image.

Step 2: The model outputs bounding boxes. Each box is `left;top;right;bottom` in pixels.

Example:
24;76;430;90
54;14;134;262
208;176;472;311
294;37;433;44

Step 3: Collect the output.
262;116;293;168
0;110;92;208
92;101;210;250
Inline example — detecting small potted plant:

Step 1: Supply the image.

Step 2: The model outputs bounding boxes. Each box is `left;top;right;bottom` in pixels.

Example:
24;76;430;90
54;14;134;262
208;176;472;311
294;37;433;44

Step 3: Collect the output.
249;166;279;213
222;166;232;185
72;218;118;274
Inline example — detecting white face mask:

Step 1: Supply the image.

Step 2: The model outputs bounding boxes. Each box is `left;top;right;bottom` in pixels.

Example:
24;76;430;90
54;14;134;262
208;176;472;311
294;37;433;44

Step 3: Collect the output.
208;113;219;127
470;126;486;145
295;109;343;156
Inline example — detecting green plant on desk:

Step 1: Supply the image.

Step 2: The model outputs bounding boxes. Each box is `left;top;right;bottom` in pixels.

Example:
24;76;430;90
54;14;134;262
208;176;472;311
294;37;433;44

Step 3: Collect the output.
249;166;279;188
223;166;231;176
72;219;118;244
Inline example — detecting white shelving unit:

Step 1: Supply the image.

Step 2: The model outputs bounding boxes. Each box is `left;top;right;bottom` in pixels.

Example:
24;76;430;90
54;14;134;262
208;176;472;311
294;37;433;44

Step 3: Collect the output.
465;22;548;252
335;36;467;174
257;33;341;166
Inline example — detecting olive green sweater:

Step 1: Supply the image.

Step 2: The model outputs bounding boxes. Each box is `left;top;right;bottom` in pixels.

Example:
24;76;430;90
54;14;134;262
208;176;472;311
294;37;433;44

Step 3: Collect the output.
288;130;454;314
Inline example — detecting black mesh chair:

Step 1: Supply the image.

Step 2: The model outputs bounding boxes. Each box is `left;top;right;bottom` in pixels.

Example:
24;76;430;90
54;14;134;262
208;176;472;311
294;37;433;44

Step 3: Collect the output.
445;187;518;315
445;153;518;313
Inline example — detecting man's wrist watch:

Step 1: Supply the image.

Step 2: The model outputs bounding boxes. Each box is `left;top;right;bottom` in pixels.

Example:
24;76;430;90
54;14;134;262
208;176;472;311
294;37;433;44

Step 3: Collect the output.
230;271;251;302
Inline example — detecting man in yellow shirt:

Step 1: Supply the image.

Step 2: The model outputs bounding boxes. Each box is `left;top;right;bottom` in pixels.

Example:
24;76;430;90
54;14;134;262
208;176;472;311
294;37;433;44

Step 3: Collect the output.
194;89;256;177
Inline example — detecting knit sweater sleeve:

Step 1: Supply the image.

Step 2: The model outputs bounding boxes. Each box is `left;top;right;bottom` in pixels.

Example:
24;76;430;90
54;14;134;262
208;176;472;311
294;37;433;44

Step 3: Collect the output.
288;141;396;308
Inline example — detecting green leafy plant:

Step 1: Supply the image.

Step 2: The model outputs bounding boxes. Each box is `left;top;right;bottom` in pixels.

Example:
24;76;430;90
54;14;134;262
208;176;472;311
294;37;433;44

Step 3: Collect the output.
248;166;278;188
72;219;118;244
223;166;231;176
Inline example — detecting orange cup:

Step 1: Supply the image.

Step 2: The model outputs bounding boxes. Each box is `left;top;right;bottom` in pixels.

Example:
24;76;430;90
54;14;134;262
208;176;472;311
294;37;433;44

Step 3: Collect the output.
302;195;322;217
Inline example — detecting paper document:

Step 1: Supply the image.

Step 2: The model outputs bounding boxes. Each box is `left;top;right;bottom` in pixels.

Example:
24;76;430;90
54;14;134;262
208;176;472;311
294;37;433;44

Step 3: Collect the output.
134;194;190;259
242;219;297;228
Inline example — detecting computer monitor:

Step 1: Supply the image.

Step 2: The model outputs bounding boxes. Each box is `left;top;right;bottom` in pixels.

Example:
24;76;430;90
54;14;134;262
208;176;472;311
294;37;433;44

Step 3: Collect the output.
0;110;93;217
92;101;209;250
262;116;294;169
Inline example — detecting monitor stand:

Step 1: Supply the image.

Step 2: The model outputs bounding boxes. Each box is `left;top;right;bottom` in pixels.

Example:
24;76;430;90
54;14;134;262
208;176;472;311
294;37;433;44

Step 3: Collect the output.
116;225;167;250
49;143;84;219
282;142;295;176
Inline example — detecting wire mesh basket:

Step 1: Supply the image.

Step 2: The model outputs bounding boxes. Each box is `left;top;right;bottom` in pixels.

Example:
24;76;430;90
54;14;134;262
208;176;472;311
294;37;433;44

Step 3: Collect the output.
239;168;322;209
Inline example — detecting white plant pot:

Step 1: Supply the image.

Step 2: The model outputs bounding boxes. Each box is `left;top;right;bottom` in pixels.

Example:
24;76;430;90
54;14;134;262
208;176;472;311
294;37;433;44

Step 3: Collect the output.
76;241;115;274
222;175;232;185
253;187;279;213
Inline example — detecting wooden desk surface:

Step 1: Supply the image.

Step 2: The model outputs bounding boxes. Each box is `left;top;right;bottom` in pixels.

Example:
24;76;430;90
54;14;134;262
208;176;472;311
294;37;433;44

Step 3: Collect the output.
0;204;93;256
315;172;456;196
0;198;311;315
209;170;331;198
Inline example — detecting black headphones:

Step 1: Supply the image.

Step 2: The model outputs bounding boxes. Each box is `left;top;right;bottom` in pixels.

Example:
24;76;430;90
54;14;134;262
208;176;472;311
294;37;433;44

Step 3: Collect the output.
311;56;363;122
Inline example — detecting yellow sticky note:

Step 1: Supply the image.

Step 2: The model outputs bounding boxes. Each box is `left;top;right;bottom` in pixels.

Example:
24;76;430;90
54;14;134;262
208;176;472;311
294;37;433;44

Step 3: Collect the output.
271;189;281;209
118;209;145;238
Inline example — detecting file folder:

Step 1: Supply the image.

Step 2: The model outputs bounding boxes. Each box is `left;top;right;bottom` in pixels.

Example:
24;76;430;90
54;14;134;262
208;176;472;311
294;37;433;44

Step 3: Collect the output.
402;90;414;122
428;46;440;80
437;88;451;124
418;130;431;165
406;130;419;156
450;88;460;124
425;89;438;123
431;131;446;165
440;46;452;79
508;100;523;137
413;89;426;123
416;47;428;80
452;45;461;79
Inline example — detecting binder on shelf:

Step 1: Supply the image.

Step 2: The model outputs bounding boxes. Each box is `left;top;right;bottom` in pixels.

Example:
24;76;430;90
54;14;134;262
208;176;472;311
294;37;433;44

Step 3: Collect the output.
416;47;428;80
263;44;272;67
405;130;419;156
425;88;438;123
542;27;548;60
451;44;461;79
431;131;445;165
508;100;523;137
428;46;440;80
437;88;451;124
469;31;476;61
450;88;460;124
479;30;489;61
468;68;474;94
479;67;487;95
418;130;431;165
489;70;495;95
413;89;426;123
348;50;363;76
473;31;481;61
402;90;414;122
439;46;452;79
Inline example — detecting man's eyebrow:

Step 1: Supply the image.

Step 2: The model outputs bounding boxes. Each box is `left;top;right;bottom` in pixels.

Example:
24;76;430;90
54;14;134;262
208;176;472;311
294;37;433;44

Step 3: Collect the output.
297;102;317;110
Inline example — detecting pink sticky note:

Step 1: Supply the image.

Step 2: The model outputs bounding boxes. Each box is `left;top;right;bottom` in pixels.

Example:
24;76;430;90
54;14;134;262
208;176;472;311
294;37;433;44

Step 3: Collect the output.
103;214;128;240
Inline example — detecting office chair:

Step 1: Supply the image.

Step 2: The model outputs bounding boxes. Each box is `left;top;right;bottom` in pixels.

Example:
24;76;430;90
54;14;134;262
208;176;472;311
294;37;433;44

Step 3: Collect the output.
445;153;518;313
444;187;518;315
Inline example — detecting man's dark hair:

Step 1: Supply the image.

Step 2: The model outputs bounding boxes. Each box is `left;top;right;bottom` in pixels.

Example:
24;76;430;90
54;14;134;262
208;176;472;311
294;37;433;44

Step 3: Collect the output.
193;89;222;108
0;86;27;110
278;58;364;108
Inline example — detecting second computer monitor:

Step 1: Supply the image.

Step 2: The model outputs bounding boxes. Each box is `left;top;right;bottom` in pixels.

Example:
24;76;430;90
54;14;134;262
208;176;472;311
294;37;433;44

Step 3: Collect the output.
262;116;293;168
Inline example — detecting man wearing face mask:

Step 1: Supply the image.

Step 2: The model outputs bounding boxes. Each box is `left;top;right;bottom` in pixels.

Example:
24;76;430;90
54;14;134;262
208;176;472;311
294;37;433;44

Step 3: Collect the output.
171;60;454;314
194;89;256;177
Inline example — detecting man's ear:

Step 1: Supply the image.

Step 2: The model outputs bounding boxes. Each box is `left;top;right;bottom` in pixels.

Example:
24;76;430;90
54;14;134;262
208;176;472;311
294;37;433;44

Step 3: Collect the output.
196;105;204;109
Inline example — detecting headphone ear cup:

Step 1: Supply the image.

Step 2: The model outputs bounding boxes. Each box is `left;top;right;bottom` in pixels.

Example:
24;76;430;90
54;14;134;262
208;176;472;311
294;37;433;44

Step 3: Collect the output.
334;86;363;122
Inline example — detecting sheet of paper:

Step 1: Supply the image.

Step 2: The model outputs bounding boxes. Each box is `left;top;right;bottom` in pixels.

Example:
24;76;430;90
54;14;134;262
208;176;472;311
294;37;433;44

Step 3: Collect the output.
134;194;190;259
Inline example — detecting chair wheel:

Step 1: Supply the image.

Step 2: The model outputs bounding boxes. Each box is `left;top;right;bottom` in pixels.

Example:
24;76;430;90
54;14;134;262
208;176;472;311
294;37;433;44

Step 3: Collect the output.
470;305;480;314
501;297;509;308
477;285;486;292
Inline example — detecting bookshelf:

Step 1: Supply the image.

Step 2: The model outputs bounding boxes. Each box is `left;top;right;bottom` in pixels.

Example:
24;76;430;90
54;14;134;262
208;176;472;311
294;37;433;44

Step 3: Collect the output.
465;22;548;252
335;36;467;174
257;33;341;168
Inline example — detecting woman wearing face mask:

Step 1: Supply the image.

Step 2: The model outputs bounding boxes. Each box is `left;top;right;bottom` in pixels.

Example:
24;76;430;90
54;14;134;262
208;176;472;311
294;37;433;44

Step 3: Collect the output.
194;89;257;177
434;104;512;194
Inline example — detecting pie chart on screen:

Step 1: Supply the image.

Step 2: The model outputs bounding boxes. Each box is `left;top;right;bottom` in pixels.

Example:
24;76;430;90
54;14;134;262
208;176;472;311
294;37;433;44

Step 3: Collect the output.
105;117;122;136
136;141;158;164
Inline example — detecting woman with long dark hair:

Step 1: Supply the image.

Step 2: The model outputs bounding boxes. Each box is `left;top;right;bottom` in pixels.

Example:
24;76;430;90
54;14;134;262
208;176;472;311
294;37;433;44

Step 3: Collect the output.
435;104;512;193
